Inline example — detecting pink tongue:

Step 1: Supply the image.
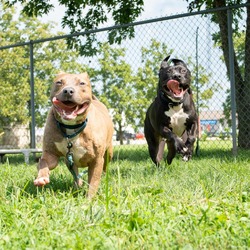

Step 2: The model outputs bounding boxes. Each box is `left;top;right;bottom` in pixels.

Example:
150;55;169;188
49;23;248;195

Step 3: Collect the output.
167;80;182;95
52;97;77;112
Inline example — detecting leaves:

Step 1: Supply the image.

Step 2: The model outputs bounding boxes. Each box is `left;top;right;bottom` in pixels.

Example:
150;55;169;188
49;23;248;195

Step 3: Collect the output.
88;39;214;144
3;0;145;56
0;5;85;127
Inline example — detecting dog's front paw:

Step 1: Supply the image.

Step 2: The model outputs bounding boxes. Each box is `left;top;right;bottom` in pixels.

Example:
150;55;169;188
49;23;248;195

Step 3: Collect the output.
73;178;83;189
182;153;191;162
176;141;192;162
181;148;193;162
34;177;50;186
176;139;187;154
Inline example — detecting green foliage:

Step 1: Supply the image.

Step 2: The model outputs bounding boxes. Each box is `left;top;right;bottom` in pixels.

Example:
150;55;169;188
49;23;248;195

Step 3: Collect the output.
186;57;217;109
0;5;86;127
187;0;244;37
216;32;245;128
136;39;174;114
187;0;250;149
90;43;137;143
0;143;250;249
3;0;145;56
89;40;214;142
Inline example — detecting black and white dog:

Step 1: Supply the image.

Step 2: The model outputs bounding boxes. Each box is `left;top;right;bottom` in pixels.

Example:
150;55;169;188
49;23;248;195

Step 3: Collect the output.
144;56;198;165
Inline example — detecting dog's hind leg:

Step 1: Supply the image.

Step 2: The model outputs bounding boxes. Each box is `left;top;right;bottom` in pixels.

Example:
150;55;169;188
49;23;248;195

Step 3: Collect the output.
103;146;112;172
145;132;161;165
144;114;160;165
145;135;160;166
156;139;166;163
150;146;159;165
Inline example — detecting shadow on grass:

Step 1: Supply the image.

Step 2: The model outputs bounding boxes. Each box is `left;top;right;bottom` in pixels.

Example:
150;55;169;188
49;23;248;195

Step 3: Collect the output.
113;143;249;163
0;153;41;165
113;144;148;162
3;143;249;197
195;147;249;161
6;174;86;198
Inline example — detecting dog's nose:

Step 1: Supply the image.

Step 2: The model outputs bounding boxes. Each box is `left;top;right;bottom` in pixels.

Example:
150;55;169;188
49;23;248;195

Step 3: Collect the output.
173;73;181;80
63;87;75;96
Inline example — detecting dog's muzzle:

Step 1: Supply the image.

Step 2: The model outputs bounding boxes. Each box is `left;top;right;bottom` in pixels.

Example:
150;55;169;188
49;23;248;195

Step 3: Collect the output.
162;80;188;102
52;97;90;120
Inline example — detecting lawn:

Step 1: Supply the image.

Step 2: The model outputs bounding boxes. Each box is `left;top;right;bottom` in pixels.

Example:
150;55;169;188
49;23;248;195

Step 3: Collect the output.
0;141;249;249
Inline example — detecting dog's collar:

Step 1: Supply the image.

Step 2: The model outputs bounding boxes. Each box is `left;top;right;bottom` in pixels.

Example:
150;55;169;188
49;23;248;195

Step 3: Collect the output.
56;118;88;139
54;116;88;182
159;91;184;107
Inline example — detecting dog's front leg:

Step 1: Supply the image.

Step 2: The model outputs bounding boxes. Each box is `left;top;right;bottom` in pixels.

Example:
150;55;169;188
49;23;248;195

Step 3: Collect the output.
162;126;186;165
34;153;59;186
87;158;104;199
182;122;198;161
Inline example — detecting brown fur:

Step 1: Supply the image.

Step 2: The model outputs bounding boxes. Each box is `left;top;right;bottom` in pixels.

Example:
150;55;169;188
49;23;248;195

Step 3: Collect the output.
34;72;114;198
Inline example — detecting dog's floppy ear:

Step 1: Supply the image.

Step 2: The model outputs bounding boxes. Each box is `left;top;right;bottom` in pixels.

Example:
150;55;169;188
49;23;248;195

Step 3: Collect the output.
160;55;171;68
170;59;187;67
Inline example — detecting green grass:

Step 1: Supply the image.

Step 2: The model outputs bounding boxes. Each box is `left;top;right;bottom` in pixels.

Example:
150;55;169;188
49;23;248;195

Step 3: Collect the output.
0;141;250;249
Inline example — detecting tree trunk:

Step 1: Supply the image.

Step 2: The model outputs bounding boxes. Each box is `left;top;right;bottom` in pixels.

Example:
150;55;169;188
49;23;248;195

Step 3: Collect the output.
214;0;250;148
118;122;124;145
241;0;250;148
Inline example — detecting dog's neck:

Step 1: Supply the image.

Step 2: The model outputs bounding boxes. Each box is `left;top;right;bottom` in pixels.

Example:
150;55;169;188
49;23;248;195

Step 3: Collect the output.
54;114;88;139
158;91;185;107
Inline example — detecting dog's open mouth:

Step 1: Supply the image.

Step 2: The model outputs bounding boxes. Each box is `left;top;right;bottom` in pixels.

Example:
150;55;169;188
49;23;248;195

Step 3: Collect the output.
164;80;187;101
52;97;89;120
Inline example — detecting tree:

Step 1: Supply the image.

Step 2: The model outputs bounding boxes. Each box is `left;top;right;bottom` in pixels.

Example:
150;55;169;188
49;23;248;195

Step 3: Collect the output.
0;5;87;128
221;32;245;128
90;39;215;145
134;39;173;128
187;0;250;149
90;43;137;145
3;0;144;56
135;39;216;128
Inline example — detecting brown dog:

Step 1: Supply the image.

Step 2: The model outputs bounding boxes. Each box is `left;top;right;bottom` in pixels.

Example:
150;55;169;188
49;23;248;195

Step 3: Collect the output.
34;72;114;198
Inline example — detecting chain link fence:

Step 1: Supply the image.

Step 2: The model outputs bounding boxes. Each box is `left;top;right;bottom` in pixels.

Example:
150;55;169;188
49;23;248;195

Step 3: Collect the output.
0;5;249;161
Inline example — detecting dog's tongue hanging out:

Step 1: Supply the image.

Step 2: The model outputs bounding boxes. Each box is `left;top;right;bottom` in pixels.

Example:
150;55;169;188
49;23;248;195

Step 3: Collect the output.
52;97;77;112
167;80;184;97
52;97;89;120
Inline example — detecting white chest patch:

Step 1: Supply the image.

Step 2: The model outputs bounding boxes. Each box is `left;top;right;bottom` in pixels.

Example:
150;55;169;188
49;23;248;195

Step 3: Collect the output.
55;136;87;167
164;104;189;137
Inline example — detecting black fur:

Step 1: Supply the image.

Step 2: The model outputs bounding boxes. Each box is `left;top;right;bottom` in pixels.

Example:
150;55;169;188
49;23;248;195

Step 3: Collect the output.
144;56;198;165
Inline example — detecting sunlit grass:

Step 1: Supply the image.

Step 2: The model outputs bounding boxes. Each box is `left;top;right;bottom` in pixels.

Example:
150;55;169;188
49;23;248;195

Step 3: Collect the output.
0;141;249;249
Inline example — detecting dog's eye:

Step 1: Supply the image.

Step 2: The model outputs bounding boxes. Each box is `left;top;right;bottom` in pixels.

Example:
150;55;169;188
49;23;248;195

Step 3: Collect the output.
55;80;63;85
80;82;86;86
181;69;187;74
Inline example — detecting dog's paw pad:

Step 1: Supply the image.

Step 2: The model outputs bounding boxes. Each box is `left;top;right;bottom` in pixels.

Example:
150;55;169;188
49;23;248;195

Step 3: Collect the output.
34;177;50;186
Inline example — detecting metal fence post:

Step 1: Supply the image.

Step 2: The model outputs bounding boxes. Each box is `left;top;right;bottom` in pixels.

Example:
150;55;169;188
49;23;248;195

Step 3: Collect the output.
195;27;200;156
29;41;36;149
227;8;237;156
